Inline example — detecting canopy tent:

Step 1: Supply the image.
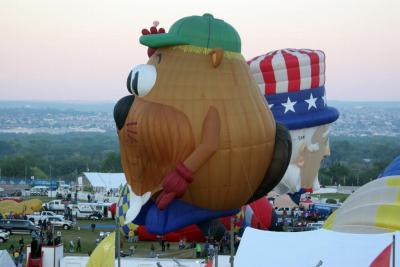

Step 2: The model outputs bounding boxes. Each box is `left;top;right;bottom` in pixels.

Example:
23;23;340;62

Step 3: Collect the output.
0;250;15;267
82;172;126;192
235;228;399;267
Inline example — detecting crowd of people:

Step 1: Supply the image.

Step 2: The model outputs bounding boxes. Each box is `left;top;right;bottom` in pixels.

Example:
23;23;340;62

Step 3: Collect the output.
6;216;63;265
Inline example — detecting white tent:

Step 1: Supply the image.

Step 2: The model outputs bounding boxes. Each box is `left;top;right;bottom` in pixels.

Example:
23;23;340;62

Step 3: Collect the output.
0;250;15;267
82;172;126;192
235;228;399;267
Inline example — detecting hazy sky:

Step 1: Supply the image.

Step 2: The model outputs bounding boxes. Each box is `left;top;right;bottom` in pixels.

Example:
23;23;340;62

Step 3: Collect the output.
1;0;399;102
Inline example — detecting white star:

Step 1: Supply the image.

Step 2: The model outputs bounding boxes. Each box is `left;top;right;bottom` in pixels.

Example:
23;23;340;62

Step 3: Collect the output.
268;103;274;109
305;93;317;110
322;92;327;106
281;97;297;114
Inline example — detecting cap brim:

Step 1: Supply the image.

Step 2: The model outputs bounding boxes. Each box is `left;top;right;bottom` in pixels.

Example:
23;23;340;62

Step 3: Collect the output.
140;33;189;48
274;106;339;130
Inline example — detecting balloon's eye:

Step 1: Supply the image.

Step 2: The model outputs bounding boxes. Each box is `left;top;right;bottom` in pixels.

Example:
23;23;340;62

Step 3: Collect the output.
126;64;157;97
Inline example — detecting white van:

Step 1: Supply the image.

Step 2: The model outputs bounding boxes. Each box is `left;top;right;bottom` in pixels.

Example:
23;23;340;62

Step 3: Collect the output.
70;204;102;220
30;186;48;196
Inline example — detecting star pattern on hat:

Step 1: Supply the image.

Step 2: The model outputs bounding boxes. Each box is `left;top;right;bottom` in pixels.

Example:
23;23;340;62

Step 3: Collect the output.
305;93;317;110
282;97;297;113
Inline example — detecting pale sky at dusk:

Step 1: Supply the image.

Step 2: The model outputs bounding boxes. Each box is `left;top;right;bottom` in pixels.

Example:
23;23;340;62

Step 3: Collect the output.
1;0;399;102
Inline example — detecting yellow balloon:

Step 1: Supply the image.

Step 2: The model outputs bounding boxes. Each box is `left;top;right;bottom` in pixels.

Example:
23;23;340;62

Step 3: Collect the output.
0;199;43;215
324;175;400;233
86;232;115;267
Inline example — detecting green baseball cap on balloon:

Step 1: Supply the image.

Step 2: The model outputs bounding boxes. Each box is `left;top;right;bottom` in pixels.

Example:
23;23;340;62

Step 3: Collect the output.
140;13;242;53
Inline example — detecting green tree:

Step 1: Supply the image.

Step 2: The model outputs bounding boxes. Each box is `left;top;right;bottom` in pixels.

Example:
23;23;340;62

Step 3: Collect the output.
101;152;122;172
30;166;48;179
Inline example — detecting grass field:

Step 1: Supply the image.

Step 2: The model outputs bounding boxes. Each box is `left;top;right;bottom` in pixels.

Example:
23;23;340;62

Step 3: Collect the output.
311;193;350;203
0;219;197;263
1;196;201;262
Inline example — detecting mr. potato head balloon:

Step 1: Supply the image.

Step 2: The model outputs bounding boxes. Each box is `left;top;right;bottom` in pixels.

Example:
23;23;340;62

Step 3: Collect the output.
114;14;291;234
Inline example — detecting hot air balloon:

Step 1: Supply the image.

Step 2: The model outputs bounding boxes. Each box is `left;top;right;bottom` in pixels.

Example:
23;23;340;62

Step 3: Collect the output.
248;49;339;197
324;156;400;233
113;14;291;235
243;197;277;230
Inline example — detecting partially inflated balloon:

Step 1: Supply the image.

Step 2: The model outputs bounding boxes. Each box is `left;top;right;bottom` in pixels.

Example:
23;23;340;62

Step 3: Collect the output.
324;175;400;233
0;199;42;215
243;197;275;230
116;184;138;236
86;232;115;267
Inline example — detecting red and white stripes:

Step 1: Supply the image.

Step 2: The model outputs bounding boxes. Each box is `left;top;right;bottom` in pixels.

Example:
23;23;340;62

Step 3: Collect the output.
248;49;325;95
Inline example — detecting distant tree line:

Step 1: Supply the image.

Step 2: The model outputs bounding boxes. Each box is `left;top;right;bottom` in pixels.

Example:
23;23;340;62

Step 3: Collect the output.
0;133;399;186
0;132;121;180
319;136;400;186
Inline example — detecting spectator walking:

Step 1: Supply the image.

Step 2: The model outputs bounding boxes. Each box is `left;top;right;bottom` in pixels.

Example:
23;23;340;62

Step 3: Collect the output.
54;232;62;245
128;229;134;243
149;244;155;258
178;239;185;250
13;249;20;266
161;240;166;252
17;248;23;267
69;240;75;253
18;236;24;250
195;243;202;258
46;228;53;246
76;237;81;252
129;245;136;256
133;229;139;243
91;223;96;232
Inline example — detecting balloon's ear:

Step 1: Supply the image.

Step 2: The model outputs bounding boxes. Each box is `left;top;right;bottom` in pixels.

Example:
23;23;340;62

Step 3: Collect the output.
210;48;224;68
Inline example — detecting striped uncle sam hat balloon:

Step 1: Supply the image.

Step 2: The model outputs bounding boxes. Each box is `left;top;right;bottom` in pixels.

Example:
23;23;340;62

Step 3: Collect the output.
116;183;138;237
248;48;339;130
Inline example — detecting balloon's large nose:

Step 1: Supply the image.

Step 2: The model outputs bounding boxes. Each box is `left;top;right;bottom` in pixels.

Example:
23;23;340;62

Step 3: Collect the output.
113;95;135;130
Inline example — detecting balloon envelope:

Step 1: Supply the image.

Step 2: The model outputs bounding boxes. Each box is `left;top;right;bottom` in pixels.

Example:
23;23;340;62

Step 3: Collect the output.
324;175;400;233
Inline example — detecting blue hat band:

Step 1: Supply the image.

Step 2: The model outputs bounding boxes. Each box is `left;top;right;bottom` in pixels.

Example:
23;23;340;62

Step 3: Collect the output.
266;86;339;130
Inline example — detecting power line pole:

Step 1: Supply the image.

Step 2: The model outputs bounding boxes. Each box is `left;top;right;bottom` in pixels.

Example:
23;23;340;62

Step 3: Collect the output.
50;164;53;197
229;217;235;267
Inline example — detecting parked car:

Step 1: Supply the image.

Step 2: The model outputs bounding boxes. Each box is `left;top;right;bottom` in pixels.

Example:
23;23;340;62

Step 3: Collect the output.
47;216;75;230
0;219;40;235
88;211;103;220
27;211;64;224
0;230;10;243
274;207;292;216
307;222;324;230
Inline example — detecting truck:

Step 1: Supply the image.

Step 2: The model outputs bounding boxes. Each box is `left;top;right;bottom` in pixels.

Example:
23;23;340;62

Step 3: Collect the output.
70;203;103;220
26;211;64;224
30;186;48;196
309;203;341;218
42;199;66;213
0;230;10;243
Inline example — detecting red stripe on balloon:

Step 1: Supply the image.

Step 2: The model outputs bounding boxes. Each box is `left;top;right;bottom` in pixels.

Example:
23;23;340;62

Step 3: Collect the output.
300;49;320;88
282;50;301;92
260;51;278;95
